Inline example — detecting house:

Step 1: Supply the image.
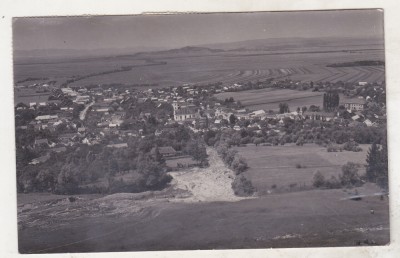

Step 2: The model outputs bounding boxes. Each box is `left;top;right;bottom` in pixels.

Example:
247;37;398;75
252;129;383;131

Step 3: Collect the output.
195;117;208;128
34;138;49;147
343;98;366;111
151;146;177;157
250;110;266;119
59;133;78;145
35;115;59;122
233;125;241;131
364;119;376;127
174;107;198;122
50;146;67;153
155;129;163;136
106;143;128;148
172;101;188;111
29;154;50;165
215;108;232;120
303;111;334;121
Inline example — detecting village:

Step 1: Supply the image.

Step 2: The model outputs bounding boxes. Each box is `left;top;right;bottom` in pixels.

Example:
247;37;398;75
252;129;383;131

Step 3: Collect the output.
16;79;385;140
14;78;386;174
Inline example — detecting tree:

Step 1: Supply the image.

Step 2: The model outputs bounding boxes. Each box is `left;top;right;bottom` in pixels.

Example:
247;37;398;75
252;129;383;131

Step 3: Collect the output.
323;92;340;111
56;162;80;194
340;162;361;186
231;155;248;174
253;137;263;146
366;142;380;181
186;139;208;164
229;114;237;125
152;146;166;165
366;140;388;189
313;171;325;188
72;104;85;119
231;175;255;196
309;105;320;112
296;136;305;146
279;103;289;114
107;158;119;175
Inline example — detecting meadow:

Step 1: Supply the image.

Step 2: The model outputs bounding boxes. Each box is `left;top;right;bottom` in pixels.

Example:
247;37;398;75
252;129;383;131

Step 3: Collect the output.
233;144;370;194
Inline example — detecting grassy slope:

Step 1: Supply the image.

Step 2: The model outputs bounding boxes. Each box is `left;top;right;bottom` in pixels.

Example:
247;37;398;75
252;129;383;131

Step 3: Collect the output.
18;186;389;253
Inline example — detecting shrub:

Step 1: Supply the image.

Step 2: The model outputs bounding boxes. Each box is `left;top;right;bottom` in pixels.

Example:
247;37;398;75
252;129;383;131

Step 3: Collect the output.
327;144;339;152
324;176;341;189
231;155;248;175
343;141;362;152
313;171;325;188
232;175;255;196
340;162;362;186
295;163;307;169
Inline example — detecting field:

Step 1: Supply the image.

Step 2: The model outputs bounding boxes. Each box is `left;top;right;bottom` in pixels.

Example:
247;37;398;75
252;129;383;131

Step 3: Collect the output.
233;144;370;194
14;46;385;88
215;88;326;111
14;88;50;105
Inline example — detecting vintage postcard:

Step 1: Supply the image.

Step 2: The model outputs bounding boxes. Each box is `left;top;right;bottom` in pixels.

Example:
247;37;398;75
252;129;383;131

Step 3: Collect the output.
11;9;390;255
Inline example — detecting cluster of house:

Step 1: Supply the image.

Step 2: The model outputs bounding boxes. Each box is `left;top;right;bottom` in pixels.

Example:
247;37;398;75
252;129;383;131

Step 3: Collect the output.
16;79;385;166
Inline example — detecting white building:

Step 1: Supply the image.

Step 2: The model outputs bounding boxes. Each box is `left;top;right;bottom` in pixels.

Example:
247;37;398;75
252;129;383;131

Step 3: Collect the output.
174;107;198;122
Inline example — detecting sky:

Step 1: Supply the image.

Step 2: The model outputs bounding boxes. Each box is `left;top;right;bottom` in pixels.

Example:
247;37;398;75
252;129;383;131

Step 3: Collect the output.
13;9;384;51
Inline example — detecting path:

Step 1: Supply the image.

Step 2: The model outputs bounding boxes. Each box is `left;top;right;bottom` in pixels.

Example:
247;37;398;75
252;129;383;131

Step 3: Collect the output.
79;101;94;120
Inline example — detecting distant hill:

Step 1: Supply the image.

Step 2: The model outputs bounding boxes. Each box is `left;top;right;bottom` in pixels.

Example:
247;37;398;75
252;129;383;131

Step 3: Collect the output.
13;46;167;63
14;36;385;64
132;46;224;58
197;36;385;51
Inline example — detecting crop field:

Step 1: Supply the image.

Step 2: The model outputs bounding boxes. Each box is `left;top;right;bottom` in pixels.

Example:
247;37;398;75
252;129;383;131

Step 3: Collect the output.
215;88;327;111
14;48;385;88
14;88;50;105
233;144;370;194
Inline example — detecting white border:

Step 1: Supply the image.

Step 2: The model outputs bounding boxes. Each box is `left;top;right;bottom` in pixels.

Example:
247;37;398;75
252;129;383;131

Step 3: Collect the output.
1;1;399;257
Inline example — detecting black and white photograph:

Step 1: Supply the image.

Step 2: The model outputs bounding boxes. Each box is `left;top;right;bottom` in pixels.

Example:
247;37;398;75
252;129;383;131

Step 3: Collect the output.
12;9;390;254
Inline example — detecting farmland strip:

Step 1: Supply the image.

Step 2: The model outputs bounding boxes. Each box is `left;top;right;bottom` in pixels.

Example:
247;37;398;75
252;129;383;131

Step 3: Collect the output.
347;67;368;83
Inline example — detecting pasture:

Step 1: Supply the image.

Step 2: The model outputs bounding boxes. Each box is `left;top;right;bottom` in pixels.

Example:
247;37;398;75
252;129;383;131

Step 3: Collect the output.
233;144;370;194
14;47;385;88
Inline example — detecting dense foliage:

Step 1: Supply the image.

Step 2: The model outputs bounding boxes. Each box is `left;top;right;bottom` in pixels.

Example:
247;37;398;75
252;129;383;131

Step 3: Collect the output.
16;125;205;194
